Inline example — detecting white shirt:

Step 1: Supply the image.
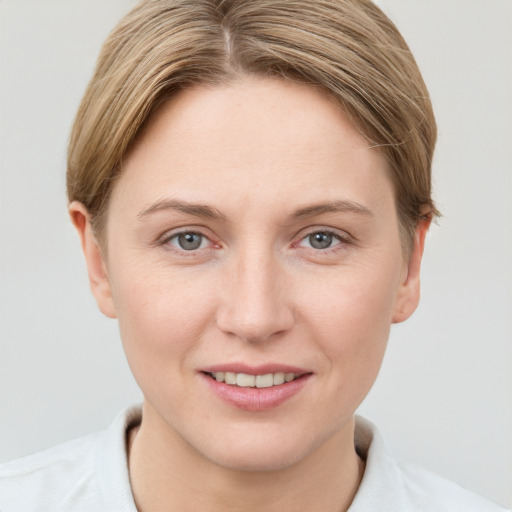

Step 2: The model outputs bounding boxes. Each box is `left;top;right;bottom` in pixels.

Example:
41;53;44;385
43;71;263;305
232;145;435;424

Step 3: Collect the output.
0;406;508;511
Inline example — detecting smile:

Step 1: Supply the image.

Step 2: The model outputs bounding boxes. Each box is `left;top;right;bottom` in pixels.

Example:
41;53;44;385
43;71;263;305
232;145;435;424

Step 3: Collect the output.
201;367;312;412
207;371;298;388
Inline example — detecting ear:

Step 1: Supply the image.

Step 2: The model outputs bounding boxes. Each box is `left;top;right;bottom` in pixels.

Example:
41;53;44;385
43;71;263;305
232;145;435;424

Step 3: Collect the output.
392;217;431;324
69;201;117;319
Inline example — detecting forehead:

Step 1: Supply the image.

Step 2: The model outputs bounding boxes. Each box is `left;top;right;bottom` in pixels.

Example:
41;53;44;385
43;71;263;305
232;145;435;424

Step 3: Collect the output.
134;77;373;159
114;76;392;218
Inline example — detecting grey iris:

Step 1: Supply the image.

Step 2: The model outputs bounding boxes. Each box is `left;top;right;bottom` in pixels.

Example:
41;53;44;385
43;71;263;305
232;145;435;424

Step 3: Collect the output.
309;232;333;249
178;233;203;250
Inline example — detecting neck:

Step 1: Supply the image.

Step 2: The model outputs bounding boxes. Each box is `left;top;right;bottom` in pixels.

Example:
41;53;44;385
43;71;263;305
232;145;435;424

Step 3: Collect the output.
128;404;365;512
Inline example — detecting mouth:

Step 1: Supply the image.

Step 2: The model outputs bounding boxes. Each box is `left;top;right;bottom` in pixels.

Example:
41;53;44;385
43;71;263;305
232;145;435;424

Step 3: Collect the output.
203;371;306;388
199;366;313;411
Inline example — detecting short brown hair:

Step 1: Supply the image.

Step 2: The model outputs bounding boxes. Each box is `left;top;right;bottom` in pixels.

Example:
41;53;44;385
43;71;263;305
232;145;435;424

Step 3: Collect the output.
67;0;438;248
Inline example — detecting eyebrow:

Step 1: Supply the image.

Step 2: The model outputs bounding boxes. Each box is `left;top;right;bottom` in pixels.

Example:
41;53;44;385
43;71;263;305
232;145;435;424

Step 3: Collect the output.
137;198;373;222
137;200;227;221
292;200;374;219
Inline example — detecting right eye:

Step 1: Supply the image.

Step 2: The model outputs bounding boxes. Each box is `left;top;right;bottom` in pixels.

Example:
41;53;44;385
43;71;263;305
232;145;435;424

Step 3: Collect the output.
167;231;209;251
302;231;340;250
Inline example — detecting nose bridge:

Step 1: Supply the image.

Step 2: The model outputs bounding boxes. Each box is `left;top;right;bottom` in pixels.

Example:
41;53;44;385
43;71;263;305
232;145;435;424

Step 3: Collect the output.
217;240;293;342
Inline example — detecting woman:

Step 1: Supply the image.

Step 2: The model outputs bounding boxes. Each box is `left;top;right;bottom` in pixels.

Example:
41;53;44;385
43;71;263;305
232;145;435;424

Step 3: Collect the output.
0;1;508;510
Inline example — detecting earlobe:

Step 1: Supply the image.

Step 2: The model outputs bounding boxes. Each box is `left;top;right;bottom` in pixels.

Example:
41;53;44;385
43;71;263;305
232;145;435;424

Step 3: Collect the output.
392;218;431;324
69;201;117;319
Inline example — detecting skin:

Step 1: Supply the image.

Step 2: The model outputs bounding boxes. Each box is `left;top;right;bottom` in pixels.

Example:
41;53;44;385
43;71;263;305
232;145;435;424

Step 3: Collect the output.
70;76;429;512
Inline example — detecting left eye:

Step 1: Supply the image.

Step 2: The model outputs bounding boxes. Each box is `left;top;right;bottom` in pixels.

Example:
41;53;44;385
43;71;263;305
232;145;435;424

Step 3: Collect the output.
299;231;341;250
168;232;208;251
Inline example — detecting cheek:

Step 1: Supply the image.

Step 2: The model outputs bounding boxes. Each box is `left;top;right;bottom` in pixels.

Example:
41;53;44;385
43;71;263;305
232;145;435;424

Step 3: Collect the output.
299;256;402;381
304;256;401;332
109;261;219;374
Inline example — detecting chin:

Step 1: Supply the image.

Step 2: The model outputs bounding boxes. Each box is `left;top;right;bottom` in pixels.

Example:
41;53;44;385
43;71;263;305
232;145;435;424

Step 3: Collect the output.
195;422;341;474
205;443;307;473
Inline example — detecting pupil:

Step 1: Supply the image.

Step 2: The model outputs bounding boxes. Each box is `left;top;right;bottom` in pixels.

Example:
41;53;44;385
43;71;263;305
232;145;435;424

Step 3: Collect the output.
178;233;202;250
310;232;332;249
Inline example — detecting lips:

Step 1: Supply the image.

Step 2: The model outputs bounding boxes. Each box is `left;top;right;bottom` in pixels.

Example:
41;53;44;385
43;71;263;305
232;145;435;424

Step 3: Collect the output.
207;371;298;388
200;364;312;412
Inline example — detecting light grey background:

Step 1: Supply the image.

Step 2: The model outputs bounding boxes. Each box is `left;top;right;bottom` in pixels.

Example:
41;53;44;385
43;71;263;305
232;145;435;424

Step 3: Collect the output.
1;0;511;508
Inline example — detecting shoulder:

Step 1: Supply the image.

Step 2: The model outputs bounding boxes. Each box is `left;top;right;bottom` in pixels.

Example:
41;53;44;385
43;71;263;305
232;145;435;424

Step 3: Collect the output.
0;432;103;511
0;406;141;512
397;461;509;512
351;416;510;512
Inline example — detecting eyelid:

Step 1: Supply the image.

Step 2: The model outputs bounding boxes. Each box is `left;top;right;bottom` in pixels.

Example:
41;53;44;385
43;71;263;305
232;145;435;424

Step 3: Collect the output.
157;226;220;252
169;231;209;251
154;225;353;253
293;227;353;250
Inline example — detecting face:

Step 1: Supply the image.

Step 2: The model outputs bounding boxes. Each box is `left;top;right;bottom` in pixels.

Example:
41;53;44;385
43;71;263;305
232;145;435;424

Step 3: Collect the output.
73;77;426;472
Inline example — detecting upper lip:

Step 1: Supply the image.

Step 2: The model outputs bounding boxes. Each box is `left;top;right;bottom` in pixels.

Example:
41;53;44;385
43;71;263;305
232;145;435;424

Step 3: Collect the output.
200;363;311;375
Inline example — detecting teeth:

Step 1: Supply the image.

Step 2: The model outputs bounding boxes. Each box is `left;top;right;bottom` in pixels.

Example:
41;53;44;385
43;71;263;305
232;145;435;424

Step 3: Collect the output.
273;372;285;385
237;373;255;387
225;372;237;385
255;374;273;388
210;371;298;387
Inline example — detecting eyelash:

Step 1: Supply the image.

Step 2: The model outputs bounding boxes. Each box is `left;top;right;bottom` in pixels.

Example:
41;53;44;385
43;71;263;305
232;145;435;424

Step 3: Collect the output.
158;229;217;255
295;230;350;252
157;228;352;255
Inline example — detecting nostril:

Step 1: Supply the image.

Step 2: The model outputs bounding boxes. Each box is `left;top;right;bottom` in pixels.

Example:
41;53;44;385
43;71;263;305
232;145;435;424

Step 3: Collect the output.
215;265;294;341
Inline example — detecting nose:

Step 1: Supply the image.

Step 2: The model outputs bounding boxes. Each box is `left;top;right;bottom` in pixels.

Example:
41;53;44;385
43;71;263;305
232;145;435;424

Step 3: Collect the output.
216;246;295;343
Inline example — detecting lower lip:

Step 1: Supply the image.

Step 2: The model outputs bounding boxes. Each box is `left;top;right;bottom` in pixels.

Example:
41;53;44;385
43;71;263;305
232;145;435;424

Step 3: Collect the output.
201;373;312;412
